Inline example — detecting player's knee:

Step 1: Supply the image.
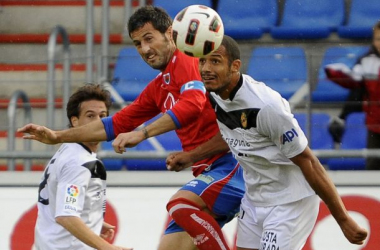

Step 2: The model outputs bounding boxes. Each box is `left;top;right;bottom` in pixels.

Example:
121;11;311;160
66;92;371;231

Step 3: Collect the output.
166;198;201;217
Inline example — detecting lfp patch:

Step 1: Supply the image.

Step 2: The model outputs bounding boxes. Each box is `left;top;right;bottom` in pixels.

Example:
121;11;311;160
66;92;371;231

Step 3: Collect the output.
64;184;80;211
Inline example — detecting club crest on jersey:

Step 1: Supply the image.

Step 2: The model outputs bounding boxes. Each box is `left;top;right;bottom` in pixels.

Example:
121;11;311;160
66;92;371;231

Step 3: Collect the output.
163;73;170;84
241;112;248;128
281;128;299;144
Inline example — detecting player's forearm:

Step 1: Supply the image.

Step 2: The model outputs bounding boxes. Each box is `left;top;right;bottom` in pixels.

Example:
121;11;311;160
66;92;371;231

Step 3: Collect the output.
292;149;349;223
58;119;107;143
188;132;229;163
56;216;111;249
143;113;177;138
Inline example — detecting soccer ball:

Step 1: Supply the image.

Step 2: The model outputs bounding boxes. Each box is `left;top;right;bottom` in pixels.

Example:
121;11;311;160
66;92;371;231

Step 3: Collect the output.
172;5;224;58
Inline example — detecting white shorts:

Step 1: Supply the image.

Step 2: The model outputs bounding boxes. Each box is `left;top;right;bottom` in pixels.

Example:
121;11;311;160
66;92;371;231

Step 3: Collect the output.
236;194;319;250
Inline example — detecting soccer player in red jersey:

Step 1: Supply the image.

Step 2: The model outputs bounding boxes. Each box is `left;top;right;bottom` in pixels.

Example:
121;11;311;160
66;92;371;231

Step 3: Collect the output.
19;6;244;250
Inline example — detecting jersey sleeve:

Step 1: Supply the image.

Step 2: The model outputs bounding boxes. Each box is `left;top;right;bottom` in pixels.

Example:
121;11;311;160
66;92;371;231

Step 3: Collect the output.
324;63;363;89
167;80;207;128
55;162;91;218
102;82;161;140
257;101;308;159
166;56;206;128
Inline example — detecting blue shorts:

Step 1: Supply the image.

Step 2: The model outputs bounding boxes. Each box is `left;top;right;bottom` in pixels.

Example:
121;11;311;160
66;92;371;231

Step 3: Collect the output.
165;152;245;234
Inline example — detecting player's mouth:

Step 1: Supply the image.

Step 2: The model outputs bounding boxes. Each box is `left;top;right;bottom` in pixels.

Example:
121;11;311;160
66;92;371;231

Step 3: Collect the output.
145;53;157;62
202;75;216;83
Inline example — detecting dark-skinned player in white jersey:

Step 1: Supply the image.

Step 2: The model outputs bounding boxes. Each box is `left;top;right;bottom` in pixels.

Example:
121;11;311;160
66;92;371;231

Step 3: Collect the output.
166;35;368;250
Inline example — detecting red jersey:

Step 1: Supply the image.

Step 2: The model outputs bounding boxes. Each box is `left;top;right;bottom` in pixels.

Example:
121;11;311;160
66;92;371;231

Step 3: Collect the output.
106;49;225;176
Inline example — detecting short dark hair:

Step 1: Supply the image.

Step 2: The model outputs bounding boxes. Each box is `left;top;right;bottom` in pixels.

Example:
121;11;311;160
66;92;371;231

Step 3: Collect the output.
127;6;172;37
66;84;112;128
221;35;241;65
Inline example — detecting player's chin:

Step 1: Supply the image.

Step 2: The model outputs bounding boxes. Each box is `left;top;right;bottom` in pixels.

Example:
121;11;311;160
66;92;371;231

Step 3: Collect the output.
203;82;217;92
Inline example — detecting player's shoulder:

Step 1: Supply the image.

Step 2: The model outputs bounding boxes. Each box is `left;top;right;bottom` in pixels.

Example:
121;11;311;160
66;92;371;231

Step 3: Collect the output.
55;143;96;166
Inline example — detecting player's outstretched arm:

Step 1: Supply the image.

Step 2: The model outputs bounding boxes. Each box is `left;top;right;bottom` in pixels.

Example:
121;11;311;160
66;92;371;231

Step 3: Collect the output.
290;147;368;245
56;216;133;250
18;120;108;144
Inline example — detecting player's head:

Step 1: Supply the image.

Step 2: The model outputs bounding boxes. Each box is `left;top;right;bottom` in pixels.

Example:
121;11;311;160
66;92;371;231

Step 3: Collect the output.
372;21;380;55
66;84;112;129
199;35;241;98
127;6;176;71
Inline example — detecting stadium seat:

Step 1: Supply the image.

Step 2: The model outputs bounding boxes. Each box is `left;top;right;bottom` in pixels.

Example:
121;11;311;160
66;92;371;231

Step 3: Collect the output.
111;47;159;102
312;46;369;102
247;46;307;100
294;113;334;164
153;0;212;19
338;0;380;39
101;141;125;171
124;115;182;171
271;0;344;39
328;112;367;170
217;0;278;39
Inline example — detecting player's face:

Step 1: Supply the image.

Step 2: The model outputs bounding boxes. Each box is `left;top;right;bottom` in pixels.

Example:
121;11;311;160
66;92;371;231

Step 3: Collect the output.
199;46;235;98
71;100;108;150
373;28;380;54
131;22;175;71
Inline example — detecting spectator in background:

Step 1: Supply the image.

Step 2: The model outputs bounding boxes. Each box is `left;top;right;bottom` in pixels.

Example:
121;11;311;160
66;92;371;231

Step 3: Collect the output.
328;87;365;144
325;20;380;170
34;84;131;250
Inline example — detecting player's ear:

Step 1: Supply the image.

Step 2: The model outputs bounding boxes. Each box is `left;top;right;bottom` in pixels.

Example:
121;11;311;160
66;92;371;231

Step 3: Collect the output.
231;59;242;73
71;116;79;127
166;26;173;39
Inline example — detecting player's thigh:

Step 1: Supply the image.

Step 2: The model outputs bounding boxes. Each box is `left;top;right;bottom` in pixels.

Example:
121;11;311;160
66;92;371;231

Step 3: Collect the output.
158;231;197;250
262;195;319;250
236;195;319;250
236;197;261;249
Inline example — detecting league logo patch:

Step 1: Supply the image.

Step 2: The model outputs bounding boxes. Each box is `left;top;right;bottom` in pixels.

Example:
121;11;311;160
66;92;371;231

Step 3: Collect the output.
241;112;247;128
64;184;79;211
196;174;214;184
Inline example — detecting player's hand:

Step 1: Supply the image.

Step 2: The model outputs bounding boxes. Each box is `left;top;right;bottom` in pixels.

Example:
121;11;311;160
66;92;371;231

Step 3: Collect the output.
101;222;115;240
17;123;60;144
339;216;368;245
112;131;144;154
166;152;194;172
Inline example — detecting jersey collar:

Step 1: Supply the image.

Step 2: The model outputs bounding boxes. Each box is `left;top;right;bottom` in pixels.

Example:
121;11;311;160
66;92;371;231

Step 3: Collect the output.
229;74;243;101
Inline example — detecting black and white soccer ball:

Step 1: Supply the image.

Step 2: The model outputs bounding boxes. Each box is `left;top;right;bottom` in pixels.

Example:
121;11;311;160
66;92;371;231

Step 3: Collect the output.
172;5;224;58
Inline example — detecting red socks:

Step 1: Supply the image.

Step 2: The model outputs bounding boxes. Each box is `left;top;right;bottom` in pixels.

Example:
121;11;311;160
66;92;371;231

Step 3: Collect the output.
167;198;230;250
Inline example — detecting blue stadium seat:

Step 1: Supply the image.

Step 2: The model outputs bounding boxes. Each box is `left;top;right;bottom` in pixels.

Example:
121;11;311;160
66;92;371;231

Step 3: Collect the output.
247;46;307;100
124;115;182;171
338;0;380;39
101;141;125;171
111;47;159;102
312;46;369;102
271;0;344;39
153;0;212;19
328;112;367;170
217;0;278;39
124;130;182;171
294;113;334;164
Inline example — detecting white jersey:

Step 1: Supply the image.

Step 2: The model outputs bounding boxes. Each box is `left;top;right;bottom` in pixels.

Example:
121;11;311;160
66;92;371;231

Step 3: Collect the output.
35;143;107;250
209;74;315;207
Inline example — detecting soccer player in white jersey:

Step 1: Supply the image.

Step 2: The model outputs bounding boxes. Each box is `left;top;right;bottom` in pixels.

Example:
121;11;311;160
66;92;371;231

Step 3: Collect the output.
166;36;368;250
34;84;131;250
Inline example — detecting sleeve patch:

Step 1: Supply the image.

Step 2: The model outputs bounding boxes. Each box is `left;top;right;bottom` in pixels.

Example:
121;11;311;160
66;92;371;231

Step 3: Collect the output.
64;184;80;212
180;81;206;94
